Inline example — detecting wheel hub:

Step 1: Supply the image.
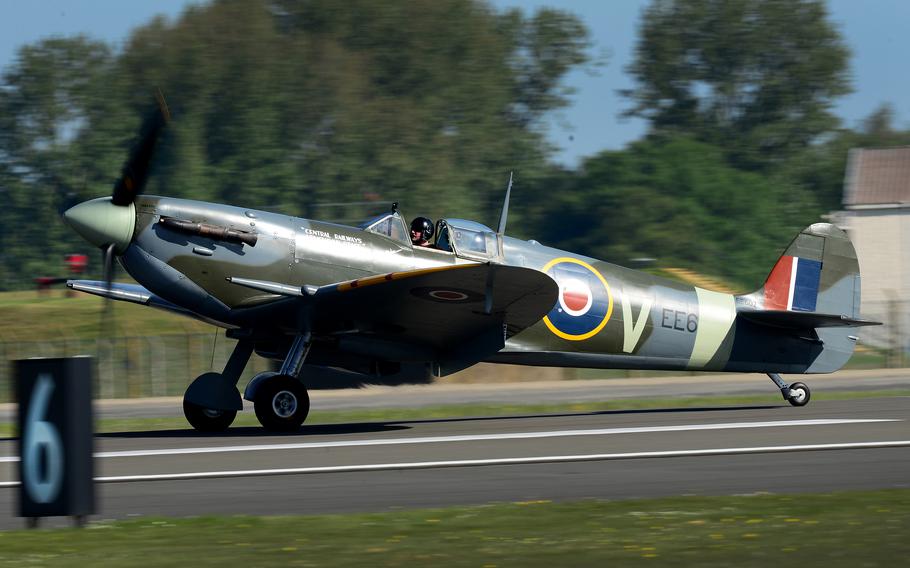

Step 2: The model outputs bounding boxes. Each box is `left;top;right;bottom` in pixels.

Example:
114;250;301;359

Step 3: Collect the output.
272;390;298;418
202;408;223;418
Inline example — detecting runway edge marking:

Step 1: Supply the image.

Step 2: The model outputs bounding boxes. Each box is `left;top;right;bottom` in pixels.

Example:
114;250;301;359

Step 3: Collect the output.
1;440;909;487
0;418;897;463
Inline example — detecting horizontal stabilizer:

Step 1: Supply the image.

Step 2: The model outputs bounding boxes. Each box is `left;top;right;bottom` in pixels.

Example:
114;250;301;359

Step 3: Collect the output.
738;309;881;329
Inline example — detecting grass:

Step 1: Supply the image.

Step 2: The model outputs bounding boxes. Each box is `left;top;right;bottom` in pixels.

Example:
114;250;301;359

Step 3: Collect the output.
0;490;907;566
842;347;891;369
2;389;908;438
0;290;212;342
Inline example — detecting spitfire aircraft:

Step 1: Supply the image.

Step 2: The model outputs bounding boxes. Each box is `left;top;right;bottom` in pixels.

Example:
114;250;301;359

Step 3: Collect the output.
62;95;879;431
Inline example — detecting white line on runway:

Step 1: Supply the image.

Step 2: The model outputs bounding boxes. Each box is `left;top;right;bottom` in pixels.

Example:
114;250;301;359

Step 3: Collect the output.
0;418;899;463
1;440;908;487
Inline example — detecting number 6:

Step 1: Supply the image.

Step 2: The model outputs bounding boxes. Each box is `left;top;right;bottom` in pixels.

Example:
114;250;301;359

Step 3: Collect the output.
23;374;63;504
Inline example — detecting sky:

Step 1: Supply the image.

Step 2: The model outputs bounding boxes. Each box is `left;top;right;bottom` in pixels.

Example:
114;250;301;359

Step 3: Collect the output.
1;0;908;167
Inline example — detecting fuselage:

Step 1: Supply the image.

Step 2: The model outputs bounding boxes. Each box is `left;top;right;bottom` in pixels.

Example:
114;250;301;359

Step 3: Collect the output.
117;195;853;375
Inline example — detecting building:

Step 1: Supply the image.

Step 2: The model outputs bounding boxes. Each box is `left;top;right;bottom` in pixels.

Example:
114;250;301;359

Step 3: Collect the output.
840;146;910;350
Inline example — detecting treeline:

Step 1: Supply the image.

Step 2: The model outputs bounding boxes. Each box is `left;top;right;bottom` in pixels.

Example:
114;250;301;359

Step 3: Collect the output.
0;0;908;290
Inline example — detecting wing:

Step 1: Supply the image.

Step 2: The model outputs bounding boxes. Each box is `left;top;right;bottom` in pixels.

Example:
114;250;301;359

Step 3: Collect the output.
231;263;558;373
316;264;555;354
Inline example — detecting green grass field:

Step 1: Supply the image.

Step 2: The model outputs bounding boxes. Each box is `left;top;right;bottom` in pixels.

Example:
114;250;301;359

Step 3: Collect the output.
0;289;211;342
1;490;907;566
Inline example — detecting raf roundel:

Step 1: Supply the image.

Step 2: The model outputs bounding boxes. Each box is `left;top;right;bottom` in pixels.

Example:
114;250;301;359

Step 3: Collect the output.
410;286;484;304
558;277;593;316
428;290;469;301
542;257;613;341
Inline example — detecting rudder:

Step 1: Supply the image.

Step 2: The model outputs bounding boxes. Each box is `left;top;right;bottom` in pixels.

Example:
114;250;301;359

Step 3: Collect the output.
753;223;860;319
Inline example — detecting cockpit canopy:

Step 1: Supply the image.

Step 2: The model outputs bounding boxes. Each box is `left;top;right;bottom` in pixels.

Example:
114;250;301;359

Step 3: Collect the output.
437;218;500;261
358;211;501;260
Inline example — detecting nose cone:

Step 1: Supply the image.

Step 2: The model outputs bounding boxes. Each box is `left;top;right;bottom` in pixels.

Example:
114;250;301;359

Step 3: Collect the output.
63;197;136;253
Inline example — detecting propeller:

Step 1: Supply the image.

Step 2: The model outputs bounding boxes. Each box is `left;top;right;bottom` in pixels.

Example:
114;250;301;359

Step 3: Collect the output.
111;89;171;207
59;90;171;341
63;90;171;255
99;89;170;292
100;90;171;337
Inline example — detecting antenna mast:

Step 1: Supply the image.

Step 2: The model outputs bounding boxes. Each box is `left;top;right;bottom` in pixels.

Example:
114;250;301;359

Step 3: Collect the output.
497;171;513;236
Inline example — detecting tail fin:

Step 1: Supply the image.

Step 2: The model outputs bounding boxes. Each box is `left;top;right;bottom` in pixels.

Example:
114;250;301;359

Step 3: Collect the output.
751;222;860;318
736;223;879;373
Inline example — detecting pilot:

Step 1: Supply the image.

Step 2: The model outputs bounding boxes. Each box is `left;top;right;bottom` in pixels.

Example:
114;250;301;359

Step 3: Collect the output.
410;217;435;247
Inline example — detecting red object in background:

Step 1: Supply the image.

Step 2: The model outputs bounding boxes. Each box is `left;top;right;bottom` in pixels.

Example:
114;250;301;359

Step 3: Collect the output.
65;253;89;274
34;254;88;296
34;276;68;295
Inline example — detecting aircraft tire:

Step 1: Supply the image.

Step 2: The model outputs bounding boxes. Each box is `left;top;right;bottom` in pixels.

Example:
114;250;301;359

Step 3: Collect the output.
253;374;310;432
183;400;237;432
786;382;811;407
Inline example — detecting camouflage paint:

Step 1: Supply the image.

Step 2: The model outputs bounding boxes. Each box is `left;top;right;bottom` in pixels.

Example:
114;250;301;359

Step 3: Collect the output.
109;197;870;375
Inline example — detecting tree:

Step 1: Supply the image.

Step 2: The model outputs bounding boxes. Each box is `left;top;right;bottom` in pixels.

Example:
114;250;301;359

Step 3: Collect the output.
116;0;591;222
524;135;819;289
0;0;591;289
779;104;910;211
0;37;121;289
623;0;851;170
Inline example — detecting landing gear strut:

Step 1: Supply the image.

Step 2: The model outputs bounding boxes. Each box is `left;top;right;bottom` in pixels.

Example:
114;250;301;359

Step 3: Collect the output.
183;339;254;431
767;373;811;407
246;333;312;432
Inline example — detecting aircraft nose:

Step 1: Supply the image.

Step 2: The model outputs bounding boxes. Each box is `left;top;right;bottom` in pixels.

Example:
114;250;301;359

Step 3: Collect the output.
63;197;136;253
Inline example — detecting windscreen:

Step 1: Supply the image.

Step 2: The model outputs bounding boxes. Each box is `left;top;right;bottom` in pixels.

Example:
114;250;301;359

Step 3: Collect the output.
364;213;408;244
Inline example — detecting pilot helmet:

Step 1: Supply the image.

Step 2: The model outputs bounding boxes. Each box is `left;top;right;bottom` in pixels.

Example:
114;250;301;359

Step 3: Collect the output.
410;217;434;242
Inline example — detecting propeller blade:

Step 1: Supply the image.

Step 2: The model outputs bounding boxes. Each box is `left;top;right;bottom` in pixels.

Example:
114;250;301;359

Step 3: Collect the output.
95;244;116;358
102;242;115;290
111;89;171;206
99;243;117;339
56;189;82;218
49;173;82;217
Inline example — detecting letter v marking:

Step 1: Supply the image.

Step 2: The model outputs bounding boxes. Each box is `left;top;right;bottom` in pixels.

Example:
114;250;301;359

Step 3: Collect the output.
622;293;653;354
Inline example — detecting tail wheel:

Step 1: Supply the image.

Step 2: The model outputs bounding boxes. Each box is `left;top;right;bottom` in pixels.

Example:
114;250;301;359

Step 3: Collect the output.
183;400;237;432
787;382;811;407
253;374;310;432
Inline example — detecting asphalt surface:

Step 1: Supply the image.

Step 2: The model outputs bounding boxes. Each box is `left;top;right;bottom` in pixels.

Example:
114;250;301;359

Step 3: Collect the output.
1;395;908;529
1;367;907;420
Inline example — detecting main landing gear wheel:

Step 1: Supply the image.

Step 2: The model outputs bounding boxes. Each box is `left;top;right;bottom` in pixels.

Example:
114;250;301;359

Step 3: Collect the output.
253;374;310;432
183;400;237;432
786;382;811;407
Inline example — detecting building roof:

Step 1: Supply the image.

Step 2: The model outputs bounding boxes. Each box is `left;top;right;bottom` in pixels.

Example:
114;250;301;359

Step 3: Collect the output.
843;146;910;207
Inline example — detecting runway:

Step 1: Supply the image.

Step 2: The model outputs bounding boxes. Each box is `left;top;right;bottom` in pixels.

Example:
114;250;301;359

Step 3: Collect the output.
1;367;906;420
1;396;908;529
